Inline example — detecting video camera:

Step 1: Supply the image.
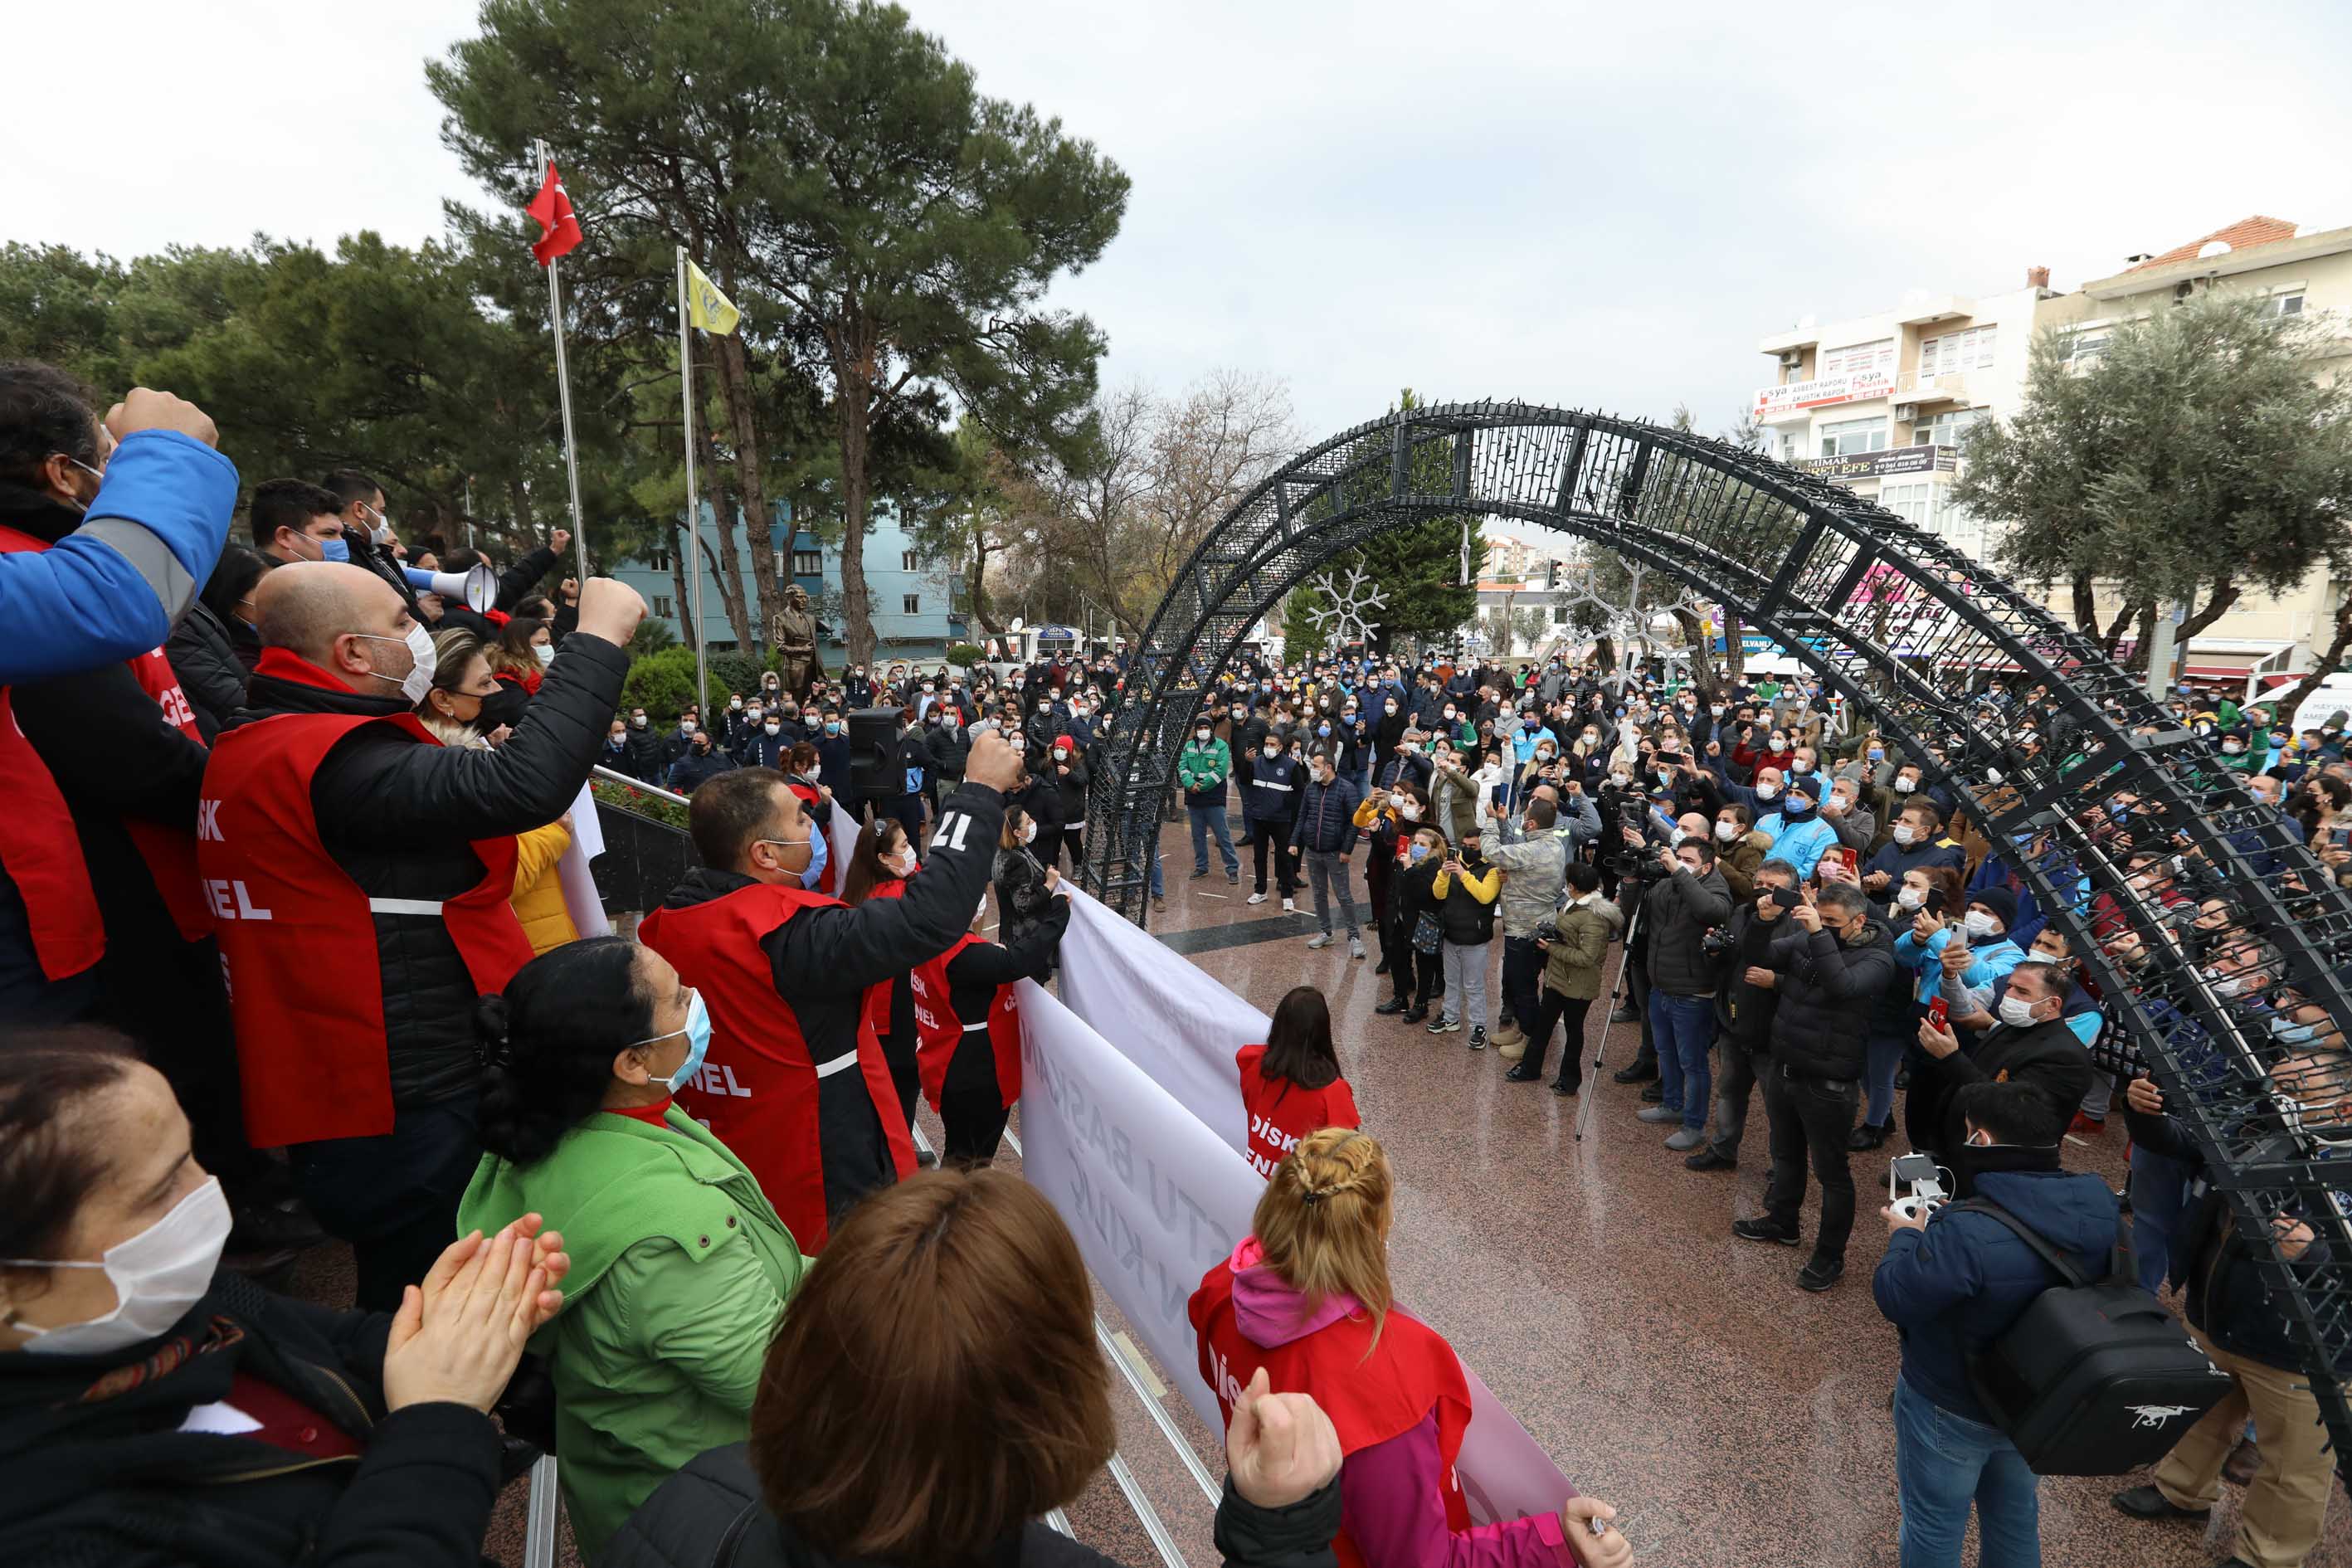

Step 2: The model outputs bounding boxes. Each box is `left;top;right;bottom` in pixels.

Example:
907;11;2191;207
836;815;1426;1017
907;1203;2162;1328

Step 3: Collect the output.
1888;1152;1949;1223
1610;786;1660;881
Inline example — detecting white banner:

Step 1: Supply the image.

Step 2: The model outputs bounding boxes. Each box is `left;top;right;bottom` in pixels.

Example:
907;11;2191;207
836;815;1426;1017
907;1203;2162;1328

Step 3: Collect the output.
556;780;611;939
825;791;861;900
1054;884;1264;1155
1016;977;1264;1434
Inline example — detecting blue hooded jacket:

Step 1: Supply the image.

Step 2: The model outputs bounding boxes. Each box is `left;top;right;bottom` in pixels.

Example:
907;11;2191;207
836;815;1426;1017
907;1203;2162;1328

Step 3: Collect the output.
1872;1166;2121;1424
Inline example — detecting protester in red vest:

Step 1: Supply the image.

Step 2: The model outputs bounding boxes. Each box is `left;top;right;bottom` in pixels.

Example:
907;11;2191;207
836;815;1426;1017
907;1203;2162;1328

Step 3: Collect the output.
1238;988;1361;1179
909;879;1070;1164
842;816;923;1124
1191;1128;1632;1568
200;562;640;1309
637;732;1022;1249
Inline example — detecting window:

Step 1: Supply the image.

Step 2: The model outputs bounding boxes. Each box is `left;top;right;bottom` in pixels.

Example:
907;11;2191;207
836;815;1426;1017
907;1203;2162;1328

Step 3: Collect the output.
901;548;921;572
2272;291;2306;317
1779;434;1797;462
1881;483;1985;558
647;549;670;572
793;548;822;577
2054;329;2108;368
1820;338;1894;377
651;595;674;617
1819;416;1890;457
1551;605;1569;623
1911;407;1989;447
902;593;922;616
1917;325;1997;377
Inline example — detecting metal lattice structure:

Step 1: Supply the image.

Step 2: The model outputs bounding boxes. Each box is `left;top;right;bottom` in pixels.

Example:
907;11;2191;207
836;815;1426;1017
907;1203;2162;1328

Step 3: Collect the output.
1083;401;2352;1478
1552;556;1707;685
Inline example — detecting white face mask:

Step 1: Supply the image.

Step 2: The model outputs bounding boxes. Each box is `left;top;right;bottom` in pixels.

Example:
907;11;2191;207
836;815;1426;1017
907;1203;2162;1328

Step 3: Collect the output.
1962;909;1998;938
355;622;438;704
1892;824;1917;845
1895;885;1925;910
5;1177;231;1356
1263;746;1279;758
1713;819;1737;842
764;723;781;736
533;642;555;665
1755;782;1778;801
1893;777;1917;793
806;762;821;782
1020;823;1037;845
1196;729;1211;742
1668;827;1688;845
1997;995;2040;1030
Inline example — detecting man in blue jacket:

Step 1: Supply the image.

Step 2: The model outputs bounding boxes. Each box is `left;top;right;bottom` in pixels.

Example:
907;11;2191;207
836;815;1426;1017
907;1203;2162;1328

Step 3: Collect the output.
1756;773;1839;880
1242;738;1302;911
1290;747;1362;957
1874;1081;2120;1568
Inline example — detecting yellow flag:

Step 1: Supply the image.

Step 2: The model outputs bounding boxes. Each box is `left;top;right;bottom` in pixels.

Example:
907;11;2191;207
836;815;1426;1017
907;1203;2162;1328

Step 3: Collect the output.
684;260;740;336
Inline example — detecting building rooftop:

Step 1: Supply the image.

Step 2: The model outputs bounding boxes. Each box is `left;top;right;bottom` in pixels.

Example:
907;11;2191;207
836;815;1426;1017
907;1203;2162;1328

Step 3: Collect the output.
2126;214;2300;272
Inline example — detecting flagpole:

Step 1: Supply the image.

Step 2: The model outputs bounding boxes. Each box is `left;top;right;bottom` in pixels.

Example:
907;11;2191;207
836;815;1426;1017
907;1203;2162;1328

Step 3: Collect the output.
677;246;709;710
537;139;590;590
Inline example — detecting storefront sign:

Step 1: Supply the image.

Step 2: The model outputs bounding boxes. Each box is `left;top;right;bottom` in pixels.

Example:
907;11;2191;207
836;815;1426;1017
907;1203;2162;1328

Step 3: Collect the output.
1796;445;1959;482
1753;369;1896;420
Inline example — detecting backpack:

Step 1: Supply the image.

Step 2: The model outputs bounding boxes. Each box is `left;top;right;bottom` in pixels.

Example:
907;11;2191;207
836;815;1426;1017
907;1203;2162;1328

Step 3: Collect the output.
1953;1198;2233;1474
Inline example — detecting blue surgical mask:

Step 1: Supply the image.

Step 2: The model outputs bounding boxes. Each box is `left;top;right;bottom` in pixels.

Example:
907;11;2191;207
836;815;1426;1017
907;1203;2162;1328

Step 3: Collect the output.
798;825;830;890
316;535;350;563
1408;843;1430;863
632;990;713;1093
824;720;840;734
2272;1015;2323;1047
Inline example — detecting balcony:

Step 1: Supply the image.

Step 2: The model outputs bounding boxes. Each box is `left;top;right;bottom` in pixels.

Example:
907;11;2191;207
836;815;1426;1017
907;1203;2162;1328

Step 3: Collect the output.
1890;371;1970;411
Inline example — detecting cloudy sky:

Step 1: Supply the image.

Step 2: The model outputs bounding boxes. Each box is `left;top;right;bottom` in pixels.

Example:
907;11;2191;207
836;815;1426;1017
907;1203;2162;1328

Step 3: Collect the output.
11;0;2351;458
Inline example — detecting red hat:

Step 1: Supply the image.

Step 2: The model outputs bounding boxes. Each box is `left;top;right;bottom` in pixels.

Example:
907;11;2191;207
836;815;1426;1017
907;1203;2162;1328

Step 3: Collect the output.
1054;735;1075;750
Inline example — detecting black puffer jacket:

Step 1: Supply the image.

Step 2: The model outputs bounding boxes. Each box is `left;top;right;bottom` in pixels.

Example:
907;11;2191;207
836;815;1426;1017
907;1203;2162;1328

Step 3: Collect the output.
165;598;252;743
1640;861;1734;996
605;1440;1342;1568
0;1270;499;1568
1712;902;1785;1045
226;631;628;1108
1765;913;1898;1079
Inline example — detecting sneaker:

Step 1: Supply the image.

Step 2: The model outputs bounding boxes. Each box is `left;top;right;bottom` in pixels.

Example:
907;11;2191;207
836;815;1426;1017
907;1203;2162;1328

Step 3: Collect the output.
2068;1111;2106;1137
1152;895;1166;912
2109;1485;2209;1522
1731;1217;1800;1246
1306;933;1334;950
1374;996;1410;1015
1282;898;1296;913
1349;938;1366;961
1427;1016;1461;1035
1246;892;1269;905
1227;869;1239;884
1635;1104;1681;1123
1797;1255;1845;1293
1664;1127;1707;1152
1191;867;1210;879
1684;1148;1736;1171
1468;1026;1488;1051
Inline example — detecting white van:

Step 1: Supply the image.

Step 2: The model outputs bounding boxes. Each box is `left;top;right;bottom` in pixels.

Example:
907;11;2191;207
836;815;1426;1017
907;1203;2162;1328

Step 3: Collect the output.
2289;675;2352;738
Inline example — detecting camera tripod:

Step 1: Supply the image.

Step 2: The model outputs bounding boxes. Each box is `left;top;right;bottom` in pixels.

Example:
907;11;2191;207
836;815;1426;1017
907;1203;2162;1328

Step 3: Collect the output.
1573;897;1643;1144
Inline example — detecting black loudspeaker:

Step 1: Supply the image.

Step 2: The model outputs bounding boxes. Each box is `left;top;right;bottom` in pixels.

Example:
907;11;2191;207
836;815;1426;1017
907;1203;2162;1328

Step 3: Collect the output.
846;707;903;796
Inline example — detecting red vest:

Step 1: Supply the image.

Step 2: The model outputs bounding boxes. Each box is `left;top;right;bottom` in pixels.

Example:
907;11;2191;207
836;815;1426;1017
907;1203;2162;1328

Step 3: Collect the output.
857;874;911;1042
1235;1046;1361;1179
0;524;209;967
1190;1254;1471;1568
198;657;533;1146
908;933;1021;1109
637;881;915;1248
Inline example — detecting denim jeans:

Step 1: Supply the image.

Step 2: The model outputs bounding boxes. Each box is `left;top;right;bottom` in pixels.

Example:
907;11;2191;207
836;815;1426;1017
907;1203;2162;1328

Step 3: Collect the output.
1189;802;1238;874
1500;934;1544;1035
2130;1142;2191;1294
1894;1375;2040;1568
1863;1028;1908;1128
1648;991;1714;1128
1303;849;1360;937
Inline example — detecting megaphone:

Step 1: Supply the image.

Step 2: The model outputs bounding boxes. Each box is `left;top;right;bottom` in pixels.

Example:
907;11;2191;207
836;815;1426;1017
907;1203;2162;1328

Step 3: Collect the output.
404;564;496;613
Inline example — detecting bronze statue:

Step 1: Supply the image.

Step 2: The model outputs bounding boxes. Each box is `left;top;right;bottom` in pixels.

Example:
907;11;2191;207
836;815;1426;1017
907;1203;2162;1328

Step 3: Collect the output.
771;584;819;699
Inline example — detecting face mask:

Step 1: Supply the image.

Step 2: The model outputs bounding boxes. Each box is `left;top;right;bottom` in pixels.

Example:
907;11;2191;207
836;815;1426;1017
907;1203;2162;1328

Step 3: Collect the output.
1962;909;1998;938
825;721;840;735
682;721;698;735
1896;885;1925;910
534;643;555;665
1893;777;1917;793
640;991;712;1093
1609;772;1629;787
1668;827;1688;846
631;716;647;729
2223;743;2244;755
889;849;918;877
2272;1015;2324;1047
732;698;744;709
1317;724;1331;737
1655;768;1673;786
1195;728;1211;742
1581;732;1597;744
1020;823;1038;845
1755;782;1778;801
4;1176;230;1356
354;622;437;704
1997;995;2040;1030
762;722;781;738
1400;803;1422;821
1536;747;1556;762
1408;843;1430;863
1385;704;1399;715
1262;745;1278;758
313;534;351;564
2207;970;2244;998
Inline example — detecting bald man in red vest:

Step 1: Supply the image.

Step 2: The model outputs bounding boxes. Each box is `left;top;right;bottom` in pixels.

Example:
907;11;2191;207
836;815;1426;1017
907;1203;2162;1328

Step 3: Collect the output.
201;562;642;1307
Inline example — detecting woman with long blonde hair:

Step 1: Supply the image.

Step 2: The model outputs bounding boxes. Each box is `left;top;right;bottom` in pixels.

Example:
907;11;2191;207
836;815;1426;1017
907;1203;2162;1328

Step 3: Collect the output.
1189;1129;1630;1568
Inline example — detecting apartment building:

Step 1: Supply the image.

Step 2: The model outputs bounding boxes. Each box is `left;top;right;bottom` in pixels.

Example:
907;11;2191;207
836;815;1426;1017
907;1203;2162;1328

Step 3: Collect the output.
1755;215;2352;688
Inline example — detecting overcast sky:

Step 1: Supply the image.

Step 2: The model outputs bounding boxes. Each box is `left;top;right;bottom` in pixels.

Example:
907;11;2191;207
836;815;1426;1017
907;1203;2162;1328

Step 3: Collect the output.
11;0;2351;465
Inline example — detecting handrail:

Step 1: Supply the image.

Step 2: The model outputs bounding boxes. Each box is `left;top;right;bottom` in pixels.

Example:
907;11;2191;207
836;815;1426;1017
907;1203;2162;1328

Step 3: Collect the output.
593;763;690;806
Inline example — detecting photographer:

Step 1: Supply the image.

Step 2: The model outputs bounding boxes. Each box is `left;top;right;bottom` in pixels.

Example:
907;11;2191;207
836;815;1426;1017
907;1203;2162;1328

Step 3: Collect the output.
1733;880;1896;1292
1629;823;1733;1151
1685;859;1797;1174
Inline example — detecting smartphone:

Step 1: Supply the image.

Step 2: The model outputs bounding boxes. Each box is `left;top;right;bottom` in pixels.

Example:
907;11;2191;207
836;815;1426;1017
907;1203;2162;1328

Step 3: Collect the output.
1925;888;1947;916
2333;825;2352;850
1834;847;1859;876
1926;995;1949;1027
1770;886;1802;909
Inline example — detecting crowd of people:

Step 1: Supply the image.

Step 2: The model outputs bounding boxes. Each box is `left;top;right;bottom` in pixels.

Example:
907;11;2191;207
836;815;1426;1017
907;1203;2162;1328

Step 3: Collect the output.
1;352;2345;1568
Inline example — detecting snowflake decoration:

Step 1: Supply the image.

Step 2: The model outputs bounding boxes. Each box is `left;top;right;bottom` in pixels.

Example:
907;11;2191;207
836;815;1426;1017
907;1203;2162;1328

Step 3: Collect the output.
1552;558;1708;674
1304;563;1386;648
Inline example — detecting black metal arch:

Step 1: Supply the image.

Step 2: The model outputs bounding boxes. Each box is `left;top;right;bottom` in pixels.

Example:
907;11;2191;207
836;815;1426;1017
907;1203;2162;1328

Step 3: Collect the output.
1081;400;2352;1478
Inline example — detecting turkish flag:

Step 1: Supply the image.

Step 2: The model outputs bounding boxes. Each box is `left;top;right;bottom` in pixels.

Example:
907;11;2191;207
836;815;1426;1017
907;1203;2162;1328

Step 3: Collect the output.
527;159;582;267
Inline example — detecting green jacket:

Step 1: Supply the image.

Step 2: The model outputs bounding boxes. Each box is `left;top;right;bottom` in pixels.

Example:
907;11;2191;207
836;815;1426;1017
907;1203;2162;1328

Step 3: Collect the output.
1177;736;1232;794
456;1107;809;1561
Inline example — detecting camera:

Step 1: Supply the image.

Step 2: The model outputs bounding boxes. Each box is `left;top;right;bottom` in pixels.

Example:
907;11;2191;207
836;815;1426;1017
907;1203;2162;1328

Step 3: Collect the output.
1611;793;1659;879
1888;1152;1948;1221
1700;924;1733;960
